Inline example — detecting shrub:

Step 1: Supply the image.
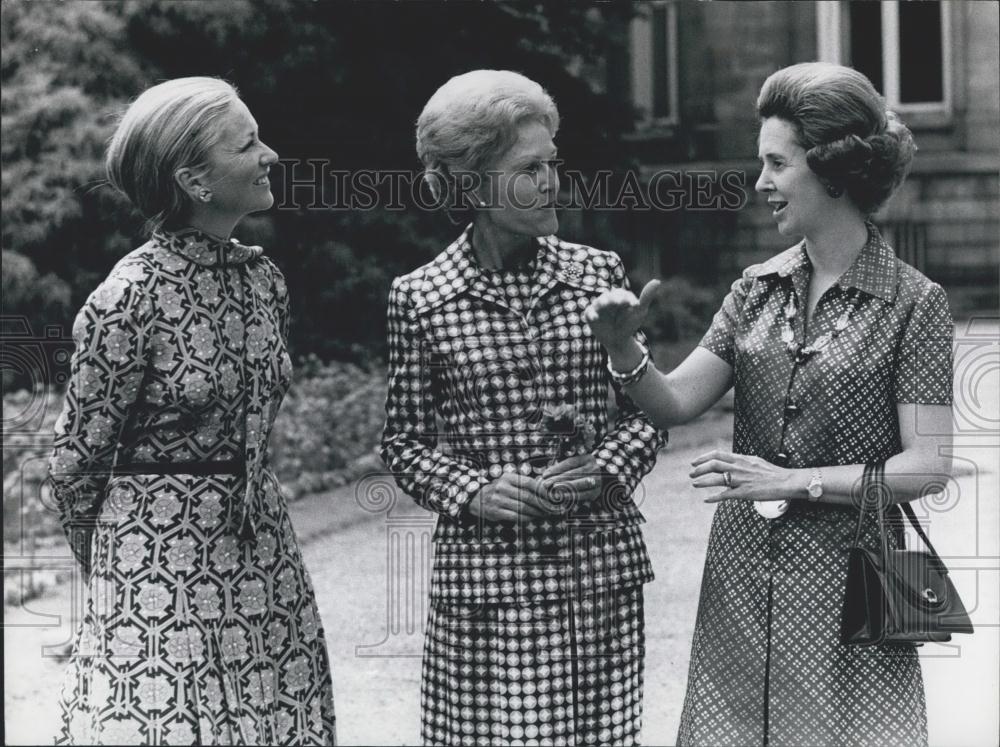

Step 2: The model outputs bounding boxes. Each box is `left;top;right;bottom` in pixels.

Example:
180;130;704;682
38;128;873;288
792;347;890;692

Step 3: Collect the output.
3;387;65;545
641;276;725;343
268;357;388;498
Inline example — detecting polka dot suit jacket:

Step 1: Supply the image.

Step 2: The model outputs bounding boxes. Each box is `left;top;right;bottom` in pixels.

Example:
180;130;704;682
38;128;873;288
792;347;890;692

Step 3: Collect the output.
379;227;666;604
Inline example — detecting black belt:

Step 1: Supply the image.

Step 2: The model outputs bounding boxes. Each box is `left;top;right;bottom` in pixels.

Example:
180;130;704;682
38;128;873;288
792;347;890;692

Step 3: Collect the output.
111;459;245;476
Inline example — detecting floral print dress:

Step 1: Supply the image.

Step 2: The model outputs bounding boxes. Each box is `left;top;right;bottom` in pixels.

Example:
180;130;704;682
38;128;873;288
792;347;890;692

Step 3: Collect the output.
48;228;336;745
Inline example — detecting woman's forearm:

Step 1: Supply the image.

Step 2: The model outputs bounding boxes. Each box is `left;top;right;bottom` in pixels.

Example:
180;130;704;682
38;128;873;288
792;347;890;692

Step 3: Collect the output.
777;449;953;507
606;339;689;429
607;339;733;430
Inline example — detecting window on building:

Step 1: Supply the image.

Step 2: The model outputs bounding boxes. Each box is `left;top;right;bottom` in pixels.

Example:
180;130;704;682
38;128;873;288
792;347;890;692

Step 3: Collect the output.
848;1;883;93
631;1;679;126
816;0;951;113
895;1;945;105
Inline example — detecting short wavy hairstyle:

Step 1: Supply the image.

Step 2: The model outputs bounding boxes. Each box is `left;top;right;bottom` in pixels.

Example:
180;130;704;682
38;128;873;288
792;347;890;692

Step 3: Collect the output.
757;62;916;215
106;77;241;231
415;69;559;211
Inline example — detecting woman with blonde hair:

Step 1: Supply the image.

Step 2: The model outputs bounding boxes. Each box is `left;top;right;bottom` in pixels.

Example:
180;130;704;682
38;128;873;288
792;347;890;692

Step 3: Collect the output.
380;69;664;745
49;77;336;745
587;62;952;746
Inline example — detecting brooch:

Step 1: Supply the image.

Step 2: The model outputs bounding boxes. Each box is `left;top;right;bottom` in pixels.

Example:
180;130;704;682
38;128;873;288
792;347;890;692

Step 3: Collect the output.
563;261;584;281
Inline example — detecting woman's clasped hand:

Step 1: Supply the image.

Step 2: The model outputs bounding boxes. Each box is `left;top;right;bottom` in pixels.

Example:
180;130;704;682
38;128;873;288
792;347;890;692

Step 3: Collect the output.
467;454;604;521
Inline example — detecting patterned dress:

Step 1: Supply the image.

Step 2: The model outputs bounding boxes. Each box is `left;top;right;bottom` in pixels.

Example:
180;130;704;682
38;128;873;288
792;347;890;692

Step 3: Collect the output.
48;228;337;745
379;227;665;746
677;224;953;746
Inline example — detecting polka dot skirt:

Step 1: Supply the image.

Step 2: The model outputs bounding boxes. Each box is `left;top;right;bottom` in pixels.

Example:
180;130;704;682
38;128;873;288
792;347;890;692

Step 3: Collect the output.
421;586;645;746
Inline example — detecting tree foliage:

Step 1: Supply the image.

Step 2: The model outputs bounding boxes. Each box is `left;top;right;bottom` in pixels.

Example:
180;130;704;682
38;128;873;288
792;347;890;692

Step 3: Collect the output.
2;1;150;314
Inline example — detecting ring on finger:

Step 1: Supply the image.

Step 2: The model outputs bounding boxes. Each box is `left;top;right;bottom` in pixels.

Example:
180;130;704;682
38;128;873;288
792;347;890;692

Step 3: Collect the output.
723;471;733;488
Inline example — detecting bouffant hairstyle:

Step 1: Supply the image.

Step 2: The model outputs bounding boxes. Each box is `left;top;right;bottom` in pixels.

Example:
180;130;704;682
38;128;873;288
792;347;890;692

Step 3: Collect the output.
106;77;240;231
757;62;916;215
415;69;559;211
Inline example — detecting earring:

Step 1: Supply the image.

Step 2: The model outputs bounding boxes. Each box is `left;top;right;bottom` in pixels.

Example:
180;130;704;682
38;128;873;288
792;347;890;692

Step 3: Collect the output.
198;189;212;203
826;184;843;199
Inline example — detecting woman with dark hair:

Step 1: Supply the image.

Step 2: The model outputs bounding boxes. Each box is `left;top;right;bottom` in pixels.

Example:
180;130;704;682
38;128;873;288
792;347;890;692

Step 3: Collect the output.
380;69;664;745
49;77;336;745
586;62;953;746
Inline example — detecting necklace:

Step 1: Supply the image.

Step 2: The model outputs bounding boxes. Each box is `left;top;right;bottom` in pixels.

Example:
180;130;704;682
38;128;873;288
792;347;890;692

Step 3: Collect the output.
780;288;861;358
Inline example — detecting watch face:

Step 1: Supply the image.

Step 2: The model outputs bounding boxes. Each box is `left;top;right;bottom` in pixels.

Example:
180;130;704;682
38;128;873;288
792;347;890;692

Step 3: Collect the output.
808;481;822;498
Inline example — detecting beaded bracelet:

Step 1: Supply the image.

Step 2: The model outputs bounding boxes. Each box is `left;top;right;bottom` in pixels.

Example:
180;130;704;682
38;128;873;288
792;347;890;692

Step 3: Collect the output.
606;346;651;387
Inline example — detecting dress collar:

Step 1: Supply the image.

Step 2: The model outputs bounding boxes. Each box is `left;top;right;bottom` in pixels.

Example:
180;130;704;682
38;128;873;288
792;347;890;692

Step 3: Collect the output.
408;225;604;315
451;225;593;289
152;227;262;267
835;222;899;302
455;224;544;272
438;225;549;298
750;222;898;302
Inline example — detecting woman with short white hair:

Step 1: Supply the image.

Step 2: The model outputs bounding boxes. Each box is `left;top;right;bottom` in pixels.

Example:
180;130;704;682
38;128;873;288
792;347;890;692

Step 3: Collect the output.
49;77;337;745
380;69;664;746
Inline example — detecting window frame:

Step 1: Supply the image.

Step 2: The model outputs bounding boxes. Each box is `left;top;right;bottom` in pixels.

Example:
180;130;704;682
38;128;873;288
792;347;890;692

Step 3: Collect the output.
630;0;680;129
816;0;953;117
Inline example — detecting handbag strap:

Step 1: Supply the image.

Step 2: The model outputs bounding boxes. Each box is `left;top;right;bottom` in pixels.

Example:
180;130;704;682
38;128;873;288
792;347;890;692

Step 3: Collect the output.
875;460;889;558
853;460;886;551
852;463;868;546
853;460;890;558
854;460;946;566
899;501;945;565
852;462;871;545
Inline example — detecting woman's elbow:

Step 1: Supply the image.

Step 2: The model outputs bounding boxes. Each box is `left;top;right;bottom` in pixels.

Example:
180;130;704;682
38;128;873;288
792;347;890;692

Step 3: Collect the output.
900;448;953;503
935;452;954;481
917;443;953;483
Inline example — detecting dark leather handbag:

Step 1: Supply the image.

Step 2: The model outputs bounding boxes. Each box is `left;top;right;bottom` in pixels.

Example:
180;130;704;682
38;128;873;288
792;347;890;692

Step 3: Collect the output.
841;460;974;646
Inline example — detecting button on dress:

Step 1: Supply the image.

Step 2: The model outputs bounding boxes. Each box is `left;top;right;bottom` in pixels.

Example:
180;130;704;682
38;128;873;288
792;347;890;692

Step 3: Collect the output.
49;228;337;745
677;224;953;746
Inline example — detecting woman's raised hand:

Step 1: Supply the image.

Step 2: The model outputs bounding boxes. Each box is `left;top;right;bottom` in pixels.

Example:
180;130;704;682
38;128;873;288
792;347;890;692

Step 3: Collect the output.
584;279;661;350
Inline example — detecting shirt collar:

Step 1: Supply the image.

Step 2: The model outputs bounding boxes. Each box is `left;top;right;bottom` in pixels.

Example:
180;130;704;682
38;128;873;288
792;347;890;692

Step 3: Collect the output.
152;227;262;267
453;226;598;286
749;222;898;303
751;241;811;280
452;224;544;270
410;225;602;315
835;223;899;302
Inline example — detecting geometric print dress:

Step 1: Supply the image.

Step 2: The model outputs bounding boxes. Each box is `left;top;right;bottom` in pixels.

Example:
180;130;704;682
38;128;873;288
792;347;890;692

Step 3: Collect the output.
677;224;953;747
48;228;336;745
380;226;665;746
